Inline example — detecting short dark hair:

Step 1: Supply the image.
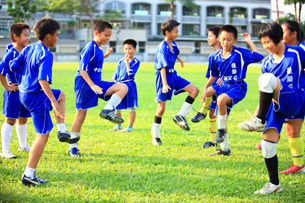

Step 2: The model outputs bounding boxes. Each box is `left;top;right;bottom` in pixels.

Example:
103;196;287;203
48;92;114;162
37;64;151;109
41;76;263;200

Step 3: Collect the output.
94;20;112;33
208;26;220;38
259;22;283;45
123;39;137;48
282;20;304;42
33;16;60;41
10;22;30;42
220;25;238;39
161;19;180;36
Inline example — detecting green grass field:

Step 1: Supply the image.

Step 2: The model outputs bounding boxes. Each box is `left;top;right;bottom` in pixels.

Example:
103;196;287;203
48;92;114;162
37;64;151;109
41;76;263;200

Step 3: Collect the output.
0;63;304;202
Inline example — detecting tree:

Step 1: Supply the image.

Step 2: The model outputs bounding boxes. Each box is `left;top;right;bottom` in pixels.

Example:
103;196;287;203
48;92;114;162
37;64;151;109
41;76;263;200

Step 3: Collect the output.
164;0;196;19
284;0;305;23
276;0;280;23
7;0;39;23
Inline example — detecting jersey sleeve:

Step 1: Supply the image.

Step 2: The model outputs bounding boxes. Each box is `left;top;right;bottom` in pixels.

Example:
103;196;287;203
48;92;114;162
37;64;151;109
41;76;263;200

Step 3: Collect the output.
243;49;264;64
79;43;93;72
154;46;168;70
38;53;53;84
210;54;219;77
10;48;25;72
112;61;121;80
205;54;213;78
0;52;11;76
129;59;140;76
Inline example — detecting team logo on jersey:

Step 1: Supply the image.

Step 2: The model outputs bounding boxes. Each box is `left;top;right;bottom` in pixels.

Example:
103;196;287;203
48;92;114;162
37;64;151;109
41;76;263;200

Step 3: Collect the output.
287;67;292;75
231;63;236;68
94;68;102;72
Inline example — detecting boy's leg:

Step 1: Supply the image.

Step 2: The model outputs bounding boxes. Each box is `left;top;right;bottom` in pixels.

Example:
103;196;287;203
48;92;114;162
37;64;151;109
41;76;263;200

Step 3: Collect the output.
0;118;16;158
191;97;212;123
151;102;165;145
109;109;123;131
201;109;218;149
16;118;30;152
215;94;231;143
120;109;136;133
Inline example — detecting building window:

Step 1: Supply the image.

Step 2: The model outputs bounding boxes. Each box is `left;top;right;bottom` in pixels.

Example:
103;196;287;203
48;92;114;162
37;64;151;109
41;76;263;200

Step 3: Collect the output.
253;8;269;19
230;7;247;19
139;41;145;53
110;41;116;53
158;4;175;16
207;6;224;17
132;22;151;34
183;5;200;16
182;24;200;36
132;3;151;15
0;19;13;31
157;23;162;35
105;2;125;15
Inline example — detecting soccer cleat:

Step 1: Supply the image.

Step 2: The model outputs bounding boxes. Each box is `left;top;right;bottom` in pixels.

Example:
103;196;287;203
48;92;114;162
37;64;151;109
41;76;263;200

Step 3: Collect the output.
100;109;124;124
119;128;133;133
190;112;207;123
0;150;17;159
256;141;262;150
21;174;49;186
109;126;123;132
57;131;79;144
173;115;190;131
215;129;225;143
18;145;31;152
238;117;266;132
279;164;305;175
200;141;217;149
69;147;81;157
152;137;162;146
209;149;231;156
254;182;283;195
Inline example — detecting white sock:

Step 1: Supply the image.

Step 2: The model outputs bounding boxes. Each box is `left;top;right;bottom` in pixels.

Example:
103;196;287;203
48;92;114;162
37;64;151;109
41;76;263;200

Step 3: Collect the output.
1;122;13;152
57;123;67;132
69;132;80;150
151;123;161;138
24;166;36;179
218;114;227;129
16;124;27;148
104;94;122;110
220;133;229;151
178;102;192;117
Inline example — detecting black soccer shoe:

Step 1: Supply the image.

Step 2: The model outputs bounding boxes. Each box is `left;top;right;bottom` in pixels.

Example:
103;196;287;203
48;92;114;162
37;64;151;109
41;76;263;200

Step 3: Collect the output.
209;149;231;156
152;137;162;146
190;112;207;123
21;174;49;186
173;115;190;131
215;129;225;143
99;109;124;124
57;131;71;143
200;141;217;149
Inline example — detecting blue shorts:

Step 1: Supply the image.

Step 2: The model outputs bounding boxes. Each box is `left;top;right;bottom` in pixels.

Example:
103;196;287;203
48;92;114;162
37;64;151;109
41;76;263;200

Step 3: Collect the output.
265;81;305;134
75;76;116;110
116;80;138;110
209;95;217;110
155;71;191;102
212;80;247;116
2;90;31;119
20;89;61;135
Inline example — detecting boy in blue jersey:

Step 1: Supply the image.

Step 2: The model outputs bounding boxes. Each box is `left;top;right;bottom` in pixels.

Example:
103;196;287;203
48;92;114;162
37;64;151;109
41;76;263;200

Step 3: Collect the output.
109;39;140;133
151;19;199;146
10;17;73;186
201;25;264;156
69;20;128;157
0;23;31;159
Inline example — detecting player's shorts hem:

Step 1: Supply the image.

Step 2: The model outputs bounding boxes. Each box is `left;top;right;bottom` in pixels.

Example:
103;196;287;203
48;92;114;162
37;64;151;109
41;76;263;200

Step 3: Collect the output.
263;126;280;136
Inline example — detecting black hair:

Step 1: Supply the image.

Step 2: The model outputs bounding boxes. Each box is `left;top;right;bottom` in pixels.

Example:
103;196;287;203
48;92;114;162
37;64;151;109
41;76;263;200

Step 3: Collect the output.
259;22;283;45
282;20;304;42
208;26;220;38
161;19;180;36
123;39;137;48
220;25;238;39
10;22;30;42
33;16;60;41
94;20;112;33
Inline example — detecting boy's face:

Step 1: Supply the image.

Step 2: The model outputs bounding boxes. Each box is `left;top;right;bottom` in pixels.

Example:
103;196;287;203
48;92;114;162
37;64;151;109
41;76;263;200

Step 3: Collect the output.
96;28;112;45
15;28;30;48
219;31;237;52
123;44;136;58
166;26;179;41
49;30;59;47
282;24;295;45
260;36;280;55
207;31;218;47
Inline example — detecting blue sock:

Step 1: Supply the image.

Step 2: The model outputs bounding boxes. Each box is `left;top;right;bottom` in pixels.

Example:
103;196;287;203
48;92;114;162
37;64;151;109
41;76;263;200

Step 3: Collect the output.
118;125;122;128
127;126;133;130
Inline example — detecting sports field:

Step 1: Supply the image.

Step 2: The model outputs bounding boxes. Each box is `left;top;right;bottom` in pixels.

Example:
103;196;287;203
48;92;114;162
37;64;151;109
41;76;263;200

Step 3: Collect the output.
0;62;304;202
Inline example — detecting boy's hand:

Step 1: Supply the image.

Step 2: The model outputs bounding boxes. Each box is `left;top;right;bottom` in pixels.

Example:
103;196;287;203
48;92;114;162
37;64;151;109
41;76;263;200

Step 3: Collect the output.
216;78;223;86
162;84;171;93
104;48;113;58
180;60;185;68
6;82;18;92
90;84;103;94
125;54;130;63
242;33;251;43
52;101;65;118
200;90;207;105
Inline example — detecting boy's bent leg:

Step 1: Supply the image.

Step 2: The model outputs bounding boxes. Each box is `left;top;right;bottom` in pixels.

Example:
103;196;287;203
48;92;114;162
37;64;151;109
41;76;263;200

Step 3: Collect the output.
215;94;231;143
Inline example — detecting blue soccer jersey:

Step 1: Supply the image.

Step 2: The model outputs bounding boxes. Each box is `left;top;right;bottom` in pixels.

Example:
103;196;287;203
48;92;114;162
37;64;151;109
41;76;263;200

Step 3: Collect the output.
154;40;179;73
298;41;305;50
113;57;140;82
5;43;13;54
10;42;53;92
262;45;305;90
0;48;20;83
206;52;216;79
76;40;104;80
211;46;264;82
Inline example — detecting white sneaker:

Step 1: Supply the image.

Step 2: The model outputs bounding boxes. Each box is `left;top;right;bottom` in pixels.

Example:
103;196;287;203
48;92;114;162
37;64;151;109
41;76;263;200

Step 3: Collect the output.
254;182;283;195
119;128;133;133
109;126;123;132
238;117;266;132
18;145;31;152
0;150;17;159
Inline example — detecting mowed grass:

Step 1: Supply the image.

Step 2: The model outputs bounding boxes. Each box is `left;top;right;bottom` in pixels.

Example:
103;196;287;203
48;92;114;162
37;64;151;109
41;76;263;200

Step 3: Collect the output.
0;62;304;202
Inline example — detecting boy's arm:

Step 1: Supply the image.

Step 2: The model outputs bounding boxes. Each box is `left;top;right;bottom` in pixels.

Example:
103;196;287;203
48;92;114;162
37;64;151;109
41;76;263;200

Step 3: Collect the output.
176;55;184;68
160;67;171;93
79;70;103;94
0;74;18;92
104;48;113;58
242;33;260;54
125;55;131;75
39;80;64;118
200;76;217;103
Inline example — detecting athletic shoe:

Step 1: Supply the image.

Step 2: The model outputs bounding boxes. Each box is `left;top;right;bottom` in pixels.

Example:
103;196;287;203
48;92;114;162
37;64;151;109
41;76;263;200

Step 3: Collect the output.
279;164;305;174
57;131;71;142
200;141;217;149
109;126;123;132
18;145;31;152
256;141;262;150
238;117;266;132
119;128;133;133
0;150;17;159
254;182;282;195
69;147;81;157
100;109;124;124
21;174;48;186
215;129;225;143
173;115;190;131
209;149;231;156
152;137;162;146
190;112;207;123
